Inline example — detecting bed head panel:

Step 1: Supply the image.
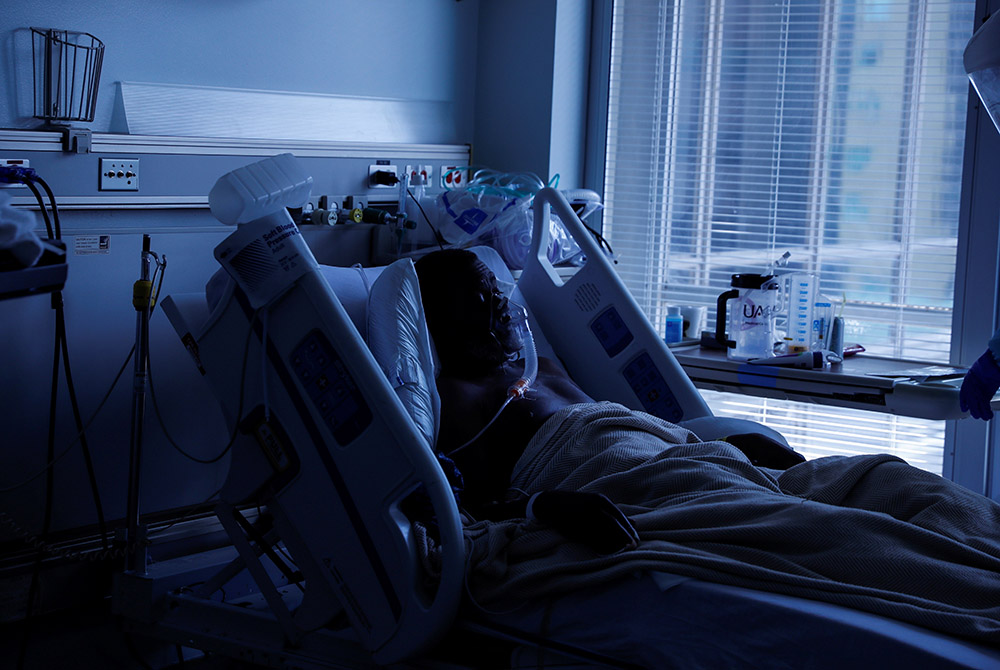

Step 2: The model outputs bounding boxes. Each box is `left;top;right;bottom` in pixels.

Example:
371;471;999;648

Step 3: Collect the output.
518;188;712;424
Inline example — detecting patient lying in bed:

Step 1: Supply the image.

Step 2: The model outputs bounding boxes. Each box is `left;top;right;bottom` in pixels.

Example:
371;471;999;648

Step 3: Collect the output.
414;248;1000;646
415;248;642;552
416;249;797;515
415;249;594;498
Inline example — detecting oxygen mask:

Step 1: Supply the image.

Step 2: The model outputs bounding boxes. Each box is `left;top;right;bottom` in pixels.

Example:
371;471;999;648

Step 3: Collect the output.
448;300;539;457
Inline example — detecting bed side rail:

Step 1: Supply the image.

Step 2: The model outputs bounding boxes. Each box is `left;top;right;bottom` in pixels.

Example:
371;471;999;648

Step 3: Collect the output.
161;268;464;664
518;187;711;424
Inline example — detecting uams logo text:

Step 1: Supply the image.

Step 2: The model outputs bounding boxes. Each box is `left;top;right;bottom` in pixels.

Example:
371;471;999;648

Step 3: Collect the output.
742;303;775;320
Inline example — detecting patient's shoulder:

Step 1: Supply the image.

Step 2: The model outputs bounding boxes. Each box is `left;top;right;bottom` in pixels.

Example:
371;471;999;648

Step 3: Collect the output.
435;356;591;453
435;356;595;506
434;371;506;448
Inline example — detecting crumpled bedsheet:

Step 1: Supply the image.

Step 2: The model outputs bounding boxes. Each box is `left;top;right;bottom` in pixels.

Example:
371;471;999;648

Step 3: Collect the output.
458;402;1000;645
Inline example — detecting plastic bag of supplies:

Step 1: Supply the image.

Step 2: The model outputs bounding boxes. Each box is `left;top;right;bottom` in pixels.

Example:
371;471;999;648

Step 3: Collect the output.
431;169;599;270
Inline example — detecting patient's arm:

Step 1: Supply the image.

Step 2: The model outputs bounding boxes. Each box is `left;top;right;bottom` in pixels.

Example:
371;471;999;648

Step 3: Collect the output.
723;432;805;469
478;490;639;555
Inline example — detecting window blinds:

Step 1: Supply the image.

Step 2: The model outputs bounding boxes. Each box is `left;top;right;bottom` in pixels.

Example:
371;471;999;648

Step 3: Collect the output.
603;0;975;474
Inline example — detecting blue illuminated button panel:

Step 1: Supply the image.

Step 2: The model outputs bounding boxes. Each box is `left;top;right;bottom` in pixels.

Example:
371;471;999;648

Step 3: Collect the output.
622;352;683;422
291;330;372;446
590;306;634;358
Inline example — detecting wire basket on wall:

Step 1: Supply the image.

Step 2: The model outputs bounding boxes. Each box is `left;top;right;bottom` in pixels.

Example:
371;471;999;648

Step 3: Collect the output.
31;28;104;123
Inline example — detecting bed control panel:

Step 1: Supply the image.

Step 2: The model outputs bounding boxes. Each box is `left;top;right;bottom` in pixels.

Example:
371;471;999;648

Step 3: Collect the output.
239;406;301;493
292;330;372;446
590;306;635;358
622;352;684;422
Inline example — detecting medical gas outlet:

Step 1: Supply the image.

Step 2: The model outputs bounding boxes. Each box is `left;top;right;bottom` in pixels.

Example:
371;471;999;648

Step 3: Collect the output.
100;158;140;191
403;165;433;186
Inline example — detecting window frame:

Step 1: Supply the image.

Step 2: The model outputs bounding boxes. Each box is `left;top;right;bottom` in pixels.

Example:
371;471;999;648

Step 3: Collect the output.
584;0;1000;498
949;0;1000;497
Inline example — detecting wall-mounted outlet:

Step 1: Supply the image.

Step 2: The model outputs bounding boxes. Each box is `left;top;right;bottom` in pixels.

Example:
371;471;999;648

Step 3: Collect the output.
403;164;433;187
100;158;140;191
368;164;398;188
0;158;30;188
441;166;469;190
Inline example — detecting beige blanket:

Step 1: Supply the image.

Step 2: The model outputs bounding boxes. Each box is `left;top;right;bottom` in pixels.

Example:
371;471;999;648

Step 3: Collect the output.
461;402;1000;645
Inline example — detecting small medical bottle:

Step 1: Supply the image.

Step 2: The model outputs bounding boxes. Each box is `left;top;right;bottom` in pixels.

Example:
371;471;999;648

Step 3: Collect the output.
829;316;845;358
664;306;684;344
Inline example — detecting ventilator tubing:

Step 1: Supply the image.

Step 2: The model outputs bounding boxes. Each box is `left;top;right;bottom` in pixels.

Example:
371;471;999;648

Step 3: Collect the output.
506;302;537;399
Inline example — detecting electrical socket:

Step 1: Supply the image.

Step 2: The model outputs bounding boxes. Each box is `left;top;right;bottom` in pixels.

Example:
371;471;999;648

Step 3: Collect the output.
403;164;433;187
368;164;398;188
100;158;140;191
441;166;469;190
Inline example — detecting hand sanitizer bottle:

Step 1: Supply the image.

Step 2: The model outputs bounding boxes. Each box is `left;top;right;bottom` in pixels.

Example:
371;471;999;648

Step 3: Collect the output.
664;305;684;344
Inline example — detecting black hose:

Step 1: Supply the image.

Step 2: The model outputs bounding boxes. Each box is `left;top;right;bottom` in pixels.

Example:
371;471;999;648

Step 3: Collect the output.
55;293;109;550
17;290;63;669
31;176;61;239
23;180;53;240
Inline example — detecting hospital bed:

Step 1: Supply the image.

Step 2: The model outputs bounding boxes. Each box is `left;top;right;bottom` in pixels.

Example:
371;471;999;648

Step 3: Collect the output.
115;156;1000;669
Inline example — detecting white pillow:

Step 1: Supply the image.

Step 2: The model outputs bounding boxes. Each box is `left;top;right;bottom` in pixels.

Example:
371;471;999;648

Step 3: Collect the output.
318;264;384;331
207;264;383;329
367;258;440;449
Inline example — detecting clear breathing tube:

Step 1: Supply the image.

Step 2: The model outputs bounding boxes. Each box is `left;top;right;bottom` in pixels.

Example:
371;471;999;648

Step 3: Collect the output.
448;302;538;456
505;302;538;399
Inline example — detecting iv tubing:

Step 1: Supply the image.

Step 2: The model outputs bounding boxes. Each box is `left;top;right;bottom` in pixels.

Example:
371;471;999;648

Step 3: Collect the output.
448;396;514;457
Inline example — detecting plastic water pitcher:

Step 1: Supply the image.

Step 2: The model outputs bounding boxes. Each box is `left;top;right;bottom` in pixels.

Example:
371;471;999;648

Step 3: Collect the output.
716;274;782;360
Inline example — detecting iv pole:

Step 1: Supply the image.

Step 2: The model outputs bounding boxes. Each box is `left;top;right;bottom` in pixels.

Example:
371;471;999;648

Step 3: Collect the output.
125;234;155;573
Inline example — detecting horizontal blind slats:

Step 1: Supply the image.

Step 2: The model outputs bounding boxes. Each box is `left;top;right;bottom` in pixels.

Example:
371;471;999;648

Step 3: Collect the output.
604;0;974;471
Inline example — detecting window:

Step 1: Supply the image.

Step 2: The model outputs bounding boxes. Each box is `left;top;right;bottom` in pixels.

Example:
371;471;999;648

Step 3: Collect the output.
602;0;976;474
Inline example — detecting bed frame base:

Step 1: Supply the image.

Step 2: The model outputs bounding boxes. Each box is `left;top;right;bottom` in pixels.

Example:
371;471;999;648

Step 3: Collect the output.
113;549;636;670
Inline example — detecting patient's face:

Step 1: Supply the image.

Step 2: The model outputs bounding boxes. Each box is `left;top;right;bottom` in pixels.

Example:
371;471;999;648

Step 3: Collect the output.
416;250;522;377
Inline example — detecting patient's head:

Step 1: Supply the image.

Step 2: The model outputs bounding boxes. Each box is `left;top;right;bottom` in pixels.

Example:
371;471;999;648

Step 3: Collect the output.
415;248;522;377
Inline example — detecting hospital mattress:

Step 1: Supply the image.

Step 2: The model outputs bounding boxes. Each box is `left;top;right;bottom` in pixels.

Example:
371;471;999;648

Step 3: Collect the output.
489;571;1000;669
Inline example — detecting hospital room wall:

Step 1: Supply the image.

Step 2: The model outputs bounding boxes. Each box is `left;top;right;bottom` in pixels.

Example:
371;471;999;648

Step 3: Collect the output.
0;2;585;545
0;1;591;186
0;1;485;548
0;1;480;139
472;1;592;189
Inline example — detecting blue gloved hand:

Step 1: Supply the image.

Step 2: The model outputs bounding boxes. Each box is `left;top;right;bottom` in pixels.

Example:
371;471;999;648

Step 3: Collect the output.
960;349;1000;420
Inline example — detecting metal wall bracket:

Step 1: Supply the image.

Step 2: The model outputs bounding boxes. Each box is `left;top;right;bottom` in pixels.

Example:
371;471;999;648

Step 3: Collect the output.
63;127;92;153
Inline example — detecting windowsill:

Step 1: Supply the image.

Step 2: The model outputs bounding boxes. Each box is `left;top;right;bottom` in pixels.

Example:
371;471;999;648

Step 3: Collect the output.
671;345;977;421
